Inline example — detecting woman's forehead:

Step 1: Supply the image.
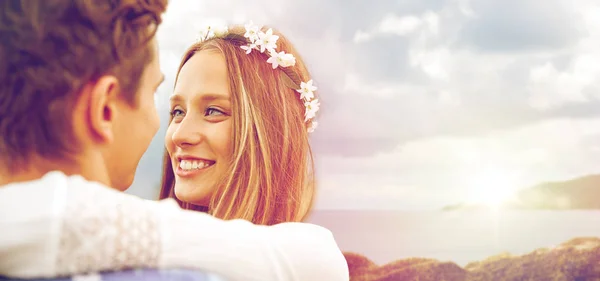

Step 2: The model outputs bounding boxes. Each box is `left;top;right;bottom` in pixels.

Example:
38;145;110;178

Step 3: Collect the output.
172;51;230;101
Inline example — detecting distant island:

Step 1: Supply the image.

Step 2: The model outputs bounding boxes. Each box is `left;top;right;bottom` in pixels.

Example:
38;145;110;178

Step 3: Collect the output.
442;174;600;211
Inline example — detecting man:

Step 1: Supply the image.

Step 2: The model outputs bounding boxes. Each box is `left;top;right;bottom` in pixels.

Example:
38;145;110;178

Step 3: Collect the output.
0;1;349;281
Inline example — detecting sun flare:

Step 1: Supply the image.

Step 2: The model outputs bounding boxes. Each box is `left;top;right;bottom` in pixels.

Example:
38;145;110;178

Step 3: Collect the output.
467;168;519;207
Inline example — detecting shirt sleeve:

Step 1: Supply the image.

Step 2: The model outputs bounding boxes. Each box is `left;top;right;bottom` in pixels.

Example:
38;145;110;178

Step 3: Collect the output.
159;206;350;281
55;178;349;281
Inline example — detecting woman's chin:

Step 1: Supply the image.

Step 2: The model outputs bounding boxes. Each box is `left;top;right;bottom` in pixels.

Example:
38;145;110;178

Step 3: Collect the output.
174;184;212;206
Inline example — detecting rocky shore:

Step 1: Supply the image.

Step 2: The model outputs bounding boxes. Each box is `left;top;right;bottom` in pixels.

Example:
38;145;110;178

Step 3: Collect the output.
345;237;600;281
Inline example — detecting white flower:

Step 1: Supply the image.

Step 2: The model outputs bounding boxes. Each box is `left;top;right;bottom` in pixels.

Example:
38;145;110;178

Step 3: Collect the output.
240;43;257;54
239;21;319;127
266;50;296;69
197;26;215;41
304;99;320;121
297;80;317;101
196;24;228;42
308;121;318;133
213;25;229;37
278;52;296;67
244;21;261;42
256;28;279;53
266;50;280;68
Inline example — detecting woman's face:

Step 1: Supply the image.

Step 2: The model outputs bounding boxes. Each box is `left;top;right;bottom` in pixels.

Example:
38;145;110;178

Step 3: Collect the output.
165;50;234;206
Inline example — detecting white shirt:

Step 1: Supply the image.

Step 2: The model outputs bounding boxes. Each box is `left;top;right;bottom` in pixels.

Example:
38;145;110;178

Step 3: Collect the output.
0;171;349;281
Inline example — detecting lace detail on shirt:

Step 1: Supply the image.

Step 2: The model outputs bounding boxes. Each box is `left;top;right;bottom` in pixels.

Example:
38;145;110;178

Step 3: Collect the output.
56;182;160;275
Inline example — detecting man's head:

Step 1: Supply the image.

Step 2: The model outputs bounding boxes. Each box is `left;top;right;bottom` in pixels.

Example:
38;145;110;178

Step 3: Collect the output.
0;0;168;190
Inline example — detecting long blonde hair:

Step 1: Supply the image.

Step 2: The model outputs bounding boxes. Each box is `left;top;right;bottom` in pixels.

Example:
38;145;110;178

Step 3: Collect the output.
159;25;317;225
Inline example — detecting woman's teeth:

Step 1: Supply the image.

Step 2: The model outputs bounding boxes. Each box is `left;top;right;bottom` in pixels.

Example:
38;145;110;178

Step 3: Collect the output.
179;159;213;171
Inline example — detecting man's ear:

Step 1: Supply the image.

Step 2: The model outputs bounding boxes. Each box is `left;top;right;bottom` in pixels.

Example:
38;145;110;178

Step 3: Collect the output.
87;75;120;144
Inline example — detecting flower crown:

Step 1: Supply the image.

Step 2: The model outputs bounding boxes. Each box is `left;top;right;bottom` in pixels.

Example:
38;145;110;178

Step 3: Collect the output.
196;21;319;133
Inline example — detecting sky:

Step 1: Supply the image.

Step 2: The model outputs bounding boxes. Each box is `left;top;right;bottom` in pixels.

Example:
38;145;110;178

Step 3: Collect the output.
126;0;600;210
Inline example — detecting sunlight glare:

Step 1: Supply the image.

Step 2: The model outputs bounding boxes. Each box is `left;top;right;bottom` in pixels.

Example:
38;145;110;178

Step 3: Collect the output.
467;168;519;208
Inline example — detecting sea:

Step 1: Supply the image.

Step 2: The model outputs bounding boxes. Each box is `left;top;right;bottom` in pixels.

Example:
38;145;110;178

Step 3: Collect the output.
306;209;600;266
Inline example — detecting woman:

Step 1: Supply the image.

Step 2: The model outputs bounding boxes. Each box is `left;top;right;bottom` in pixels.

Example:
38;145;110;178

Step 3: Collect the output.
159;22;320;225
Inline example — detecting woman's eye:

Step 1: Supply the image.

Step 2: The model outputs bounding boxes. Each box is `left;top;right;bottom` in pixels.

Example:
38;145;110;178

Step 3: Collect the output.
205;107;225;116
170;108;185;117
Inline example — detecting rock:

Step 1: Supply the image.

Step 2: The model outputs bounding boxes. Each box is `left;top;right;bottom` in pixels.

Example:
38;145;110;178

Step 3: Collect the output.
345;237;600;281
466;237;600;281
343;253;467;281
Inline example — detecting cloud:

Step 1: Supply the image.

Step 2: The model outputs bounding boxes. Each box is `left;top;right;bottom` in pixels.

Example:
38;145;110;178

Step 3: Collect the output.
457;0;586;52
527;53;600;110
354;11;440;41
315;117;600;209
308;0;600;158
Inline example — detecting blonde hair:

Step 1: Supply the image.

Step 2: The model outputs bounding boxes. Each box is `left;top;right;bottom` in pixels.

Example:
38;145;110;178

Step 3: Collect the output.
159;25;317;225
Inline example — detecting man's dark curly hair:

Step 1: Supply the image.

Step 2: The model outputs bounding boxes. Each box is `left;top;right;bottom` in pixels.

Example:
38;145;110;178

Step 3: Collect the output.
0;0;168;170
